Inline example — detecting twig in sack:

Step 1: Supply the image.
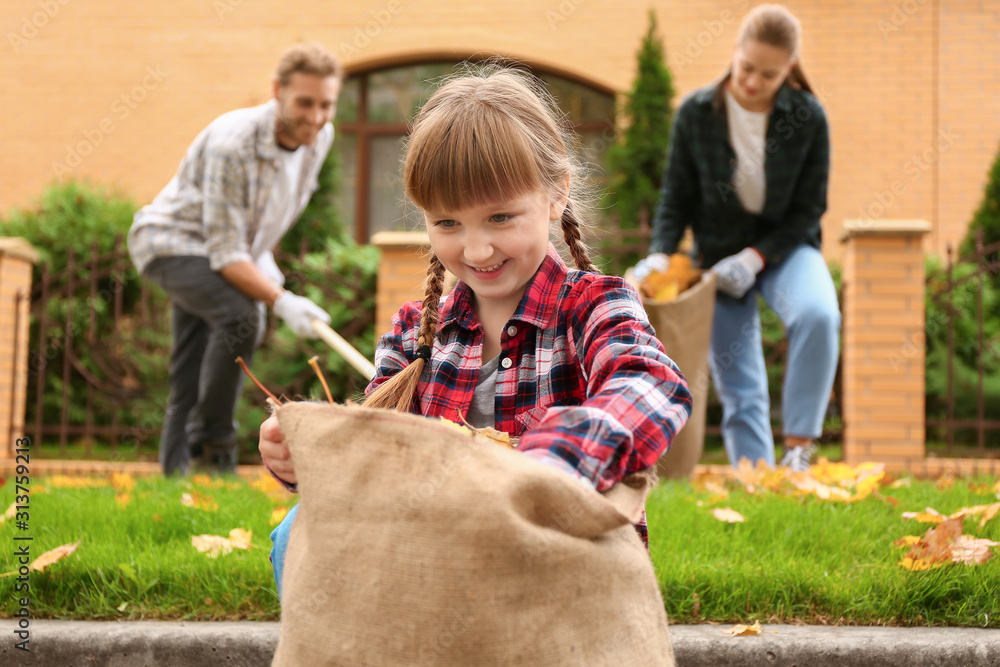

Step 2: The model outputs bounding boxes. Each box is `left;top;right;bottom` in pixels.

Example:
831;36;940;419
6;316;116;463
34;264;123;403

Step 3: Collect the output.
308;356;335;404
235;356;284;406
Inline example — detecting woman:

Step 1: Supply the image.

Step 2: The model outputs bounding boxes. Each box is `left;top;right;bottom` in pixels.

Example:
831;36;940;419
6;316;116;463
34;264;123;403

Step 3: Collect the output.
635;4;839;471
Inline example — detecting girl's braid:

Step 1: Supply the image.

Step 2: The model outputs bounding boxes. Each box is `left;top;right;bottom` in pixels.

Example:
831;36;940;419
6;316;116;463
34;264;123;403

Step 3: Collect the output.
560;203;598;273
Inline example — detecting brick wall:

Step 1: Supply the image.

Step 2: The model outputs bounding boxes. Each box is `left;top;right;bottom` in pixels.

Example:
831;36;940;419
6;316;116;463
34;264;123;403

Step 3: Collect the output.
841;219;930;471
2;1;998;261
0;239;38;459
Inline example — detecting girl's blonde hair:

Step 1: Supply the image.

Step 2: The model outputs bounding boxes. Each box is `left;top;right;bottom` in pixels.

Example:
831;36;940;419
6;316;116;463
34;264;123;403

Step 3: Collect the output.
364;64;597;412
736;4;813;94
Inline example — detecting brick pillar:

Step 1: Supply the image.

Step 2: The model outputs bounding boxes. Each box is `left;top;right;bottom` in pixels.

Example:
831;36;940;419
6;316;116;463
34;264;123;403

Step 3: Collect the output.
0;239;39;460
840;219;931;471
371;232;433;346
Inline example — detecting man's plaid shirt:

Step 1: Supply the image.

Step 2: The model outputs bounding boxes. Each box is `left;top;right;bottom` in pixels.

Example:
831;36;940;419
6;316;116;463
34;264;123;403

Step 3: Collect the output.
369;245;693;495
127;100;333;274
651;78;830;268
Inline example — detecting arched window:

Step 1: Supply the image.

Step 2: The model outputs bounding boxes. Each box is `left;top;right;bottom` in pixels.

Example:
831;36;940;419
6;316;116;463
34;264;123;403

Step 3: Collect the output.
332;61;616;242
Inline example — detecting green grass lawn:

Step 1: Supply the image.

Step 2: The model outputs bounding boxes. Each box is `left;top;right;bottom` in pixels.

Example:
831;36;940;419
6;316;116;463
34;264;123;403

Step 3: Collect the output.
0;471;998;625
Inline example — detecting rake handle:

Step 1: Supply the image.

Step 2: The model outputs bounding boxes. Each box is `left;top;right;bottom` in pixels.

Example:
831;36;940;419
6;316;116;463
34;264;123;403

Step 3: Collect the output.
311;319;377;382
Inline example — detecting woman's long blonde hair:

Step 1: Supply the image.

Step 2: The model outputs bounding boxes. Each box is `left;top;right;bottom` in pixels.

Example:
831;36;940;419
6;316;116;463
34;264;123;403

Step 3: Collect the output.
736;4;813;93
363;65;597;412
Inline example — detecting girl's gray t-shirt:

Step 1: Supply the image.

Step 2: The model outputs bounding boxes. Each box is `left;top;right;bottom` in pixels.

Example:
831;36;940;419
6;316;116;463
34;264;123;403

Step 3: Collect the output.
464;354;500;429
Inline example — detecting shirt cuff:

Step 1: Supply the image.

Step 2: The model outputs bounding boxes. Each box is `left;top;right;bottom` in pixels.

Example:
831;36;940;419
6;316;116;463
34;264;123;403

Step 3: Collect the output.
265;463;298;493
520;449;597;489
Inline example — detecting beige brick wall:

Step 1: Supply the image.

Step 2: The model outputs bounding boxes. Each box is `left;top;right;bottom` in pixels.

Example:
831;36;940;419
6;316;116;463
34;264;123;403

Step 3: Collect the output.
371;232;432;342
0;240;38;458
841;220;930;467
2;1;998;261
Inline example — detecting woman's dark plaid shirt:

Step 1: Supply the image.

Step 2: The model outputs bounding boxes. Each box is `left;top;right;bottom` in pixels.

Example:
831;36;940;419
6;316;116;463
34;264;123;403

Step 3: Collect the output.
650;79;831;269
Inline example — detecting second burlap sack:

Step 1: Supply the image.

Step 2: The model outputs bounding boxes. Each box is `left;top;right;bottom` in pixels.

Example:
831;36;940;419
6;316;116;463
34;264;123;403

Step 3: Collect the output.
272;401;674;666
642;273;717;479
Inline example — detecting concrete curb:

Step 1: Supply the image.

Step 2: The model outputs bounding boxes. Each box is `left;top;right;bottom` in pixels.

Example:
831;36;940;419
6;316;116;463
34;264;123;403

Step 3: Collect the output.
1;621;999;666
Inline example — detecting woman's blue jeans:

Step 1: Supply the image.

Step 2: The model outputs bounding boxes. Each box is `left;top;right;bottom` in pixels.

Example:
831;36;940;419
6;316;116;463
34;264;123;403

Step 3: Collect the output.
709;245;840;468
270;503;299;600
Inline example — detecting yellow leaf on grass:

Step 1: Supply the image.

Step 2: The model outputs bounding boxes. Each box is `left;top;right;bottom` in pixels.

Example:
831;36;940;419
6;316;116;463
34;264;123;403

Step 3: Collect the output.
890;477;913;489
722;620;770;636
902;508;947;524
110;472;135;492
190;474;225;488
894;535;922;548
192;529;253;558
855;472;886;500
712;508;746;523
31;541;82;573
180;492;218;512
45;475;107;489
900;556;947;572
789;476;852;502
0;502;16;524
249;472;294;502
270;506;289;526
950;503;1000;528
115;492;131;508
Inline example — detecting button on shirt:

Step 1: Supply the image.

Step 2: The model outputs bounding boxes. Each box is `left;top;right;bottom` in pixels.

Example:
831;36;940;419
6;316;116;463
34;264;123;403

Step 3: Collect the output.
368;244;693;495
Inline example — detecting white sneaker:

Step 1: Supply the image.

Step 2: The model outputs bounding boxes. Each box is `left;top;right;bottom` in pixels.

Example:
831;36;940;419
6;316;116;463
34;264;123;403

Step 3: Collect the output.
780;444;816;472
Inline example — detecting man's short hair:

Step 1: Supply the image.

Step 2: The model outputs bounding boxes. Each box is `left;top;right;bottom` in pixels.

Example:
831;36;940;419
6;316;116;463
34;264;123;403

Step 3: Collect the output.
274;43;342;87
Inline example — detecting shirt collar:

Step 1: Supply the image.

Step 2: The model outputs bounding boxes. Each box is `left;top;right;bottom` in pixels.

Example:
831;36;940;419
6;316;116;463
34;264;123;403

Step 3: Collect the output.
699;74;795;114
437;244;568;335
257;99;280;161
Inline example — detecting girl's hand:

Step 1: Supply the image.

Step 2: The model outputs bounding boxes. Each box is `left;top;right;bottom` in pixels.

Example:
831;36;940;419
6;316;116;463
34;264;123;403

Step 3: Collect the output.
259;414;296;485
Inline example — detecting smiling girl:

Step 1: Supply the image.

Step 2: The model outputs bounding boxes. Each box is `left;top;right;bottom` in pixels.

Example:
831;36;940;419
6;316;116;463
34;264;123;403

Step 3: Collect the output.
260;65;692;596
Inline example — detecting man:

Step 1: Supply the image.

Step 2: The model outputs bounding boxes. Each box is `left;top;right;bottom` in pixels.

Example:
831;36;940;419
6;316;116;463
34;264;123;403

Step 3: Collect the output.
128;43;341;475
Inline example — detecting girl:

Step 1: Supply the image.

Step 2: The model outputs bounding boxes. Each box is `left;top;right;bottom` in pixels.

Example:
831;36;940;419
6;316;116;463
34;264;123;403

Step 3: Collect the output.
634;4;839;472
261;65;692;597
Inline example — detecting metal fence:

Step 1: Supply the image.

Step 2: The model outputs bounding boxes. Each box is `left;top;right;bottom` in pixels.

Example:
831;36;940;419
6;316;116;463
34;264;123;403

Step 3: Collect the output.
924;230;1000;456
27;234;375;462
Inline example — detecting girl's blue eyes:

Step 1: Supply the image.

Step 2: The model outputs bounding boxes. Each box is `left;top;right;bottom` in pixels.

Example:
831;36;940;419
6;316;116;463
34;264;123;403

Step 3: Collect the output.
435;214;513;228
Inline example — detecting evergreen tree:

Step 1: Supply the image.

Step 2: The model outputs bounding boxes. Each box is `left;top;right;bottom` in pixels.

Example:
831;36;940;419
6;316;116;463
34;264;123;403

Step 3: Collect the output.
606;9;675;241
960;143;1000;287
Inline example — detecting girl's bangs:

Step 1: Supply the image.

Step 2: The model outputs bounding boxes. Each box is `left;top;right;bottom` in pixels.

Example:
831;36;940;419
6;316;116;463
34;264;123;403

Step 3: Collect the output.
405;109;547;214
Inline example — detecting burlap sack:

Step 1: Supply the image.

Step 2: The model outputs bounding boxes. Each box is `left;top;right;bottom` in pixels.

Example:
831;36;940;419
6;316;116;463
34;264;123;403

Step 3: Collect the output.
272;401;674;666
641;273;717;479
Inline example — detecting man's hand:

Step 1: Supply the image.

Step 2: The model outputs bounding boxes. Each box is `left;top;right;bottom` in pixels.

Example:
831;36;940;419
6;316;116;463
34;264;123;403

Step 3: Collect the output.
259;414;296;485
631;252;671;283
709;247;765;299
273;292;331;338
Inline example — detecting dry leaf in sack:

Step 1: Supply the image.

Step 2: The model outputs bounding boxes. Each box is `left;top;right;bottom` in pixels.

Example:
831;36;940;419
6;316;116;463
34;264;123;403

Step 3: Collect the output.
640;254;703;302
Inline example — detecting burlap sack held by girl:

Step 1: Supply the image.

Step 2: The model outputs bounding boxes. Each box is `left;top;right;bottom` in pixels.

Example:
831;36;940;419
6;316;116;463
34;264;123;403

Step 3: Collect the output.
271;401;675;666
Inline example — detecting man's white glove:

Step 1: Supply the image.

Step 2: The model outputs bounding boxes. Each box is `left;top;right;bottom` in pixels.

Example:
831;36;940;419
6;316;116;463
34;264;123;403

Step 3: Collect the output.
256;250;285;288
632;252;671;283
709;247;765;299
273;291;331;339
